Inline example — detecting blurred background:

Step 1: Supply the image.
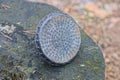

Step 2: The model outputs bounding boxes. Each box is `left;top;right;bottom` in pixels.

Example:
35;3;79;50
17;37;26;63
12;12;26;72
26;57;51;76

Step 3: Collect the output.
28;0;120;80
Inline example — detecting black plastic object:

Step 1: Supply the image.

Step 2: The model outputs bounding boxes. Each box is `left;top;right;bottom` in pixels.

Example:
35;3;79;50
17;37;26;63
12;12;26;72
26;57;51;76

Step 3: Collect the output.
35;12;81;65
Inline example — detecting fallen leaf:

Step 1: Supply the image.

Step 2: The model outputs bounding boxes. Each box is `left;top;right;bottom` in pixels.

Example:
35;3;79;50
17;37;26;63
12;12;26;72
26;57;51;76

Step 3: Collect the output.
80;15;86;20
110;17;120;23
0;31;12;40
85;2;110;19
94;9;109;19
85;2;99;12
23;30;35;34
1;4;10;10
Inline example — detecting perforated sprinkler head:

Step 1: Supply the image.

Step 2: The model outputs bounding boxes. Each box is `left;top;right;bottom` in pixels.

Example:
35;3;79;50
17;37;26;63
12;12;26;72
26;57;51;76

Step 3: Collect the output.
35;12;81;66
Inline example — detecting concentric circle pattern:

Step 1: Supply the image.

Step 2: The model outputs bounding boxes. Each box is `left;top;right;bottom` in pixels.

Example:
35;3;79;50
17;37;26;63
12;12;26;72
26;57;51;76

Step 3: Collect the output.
36;12;81;64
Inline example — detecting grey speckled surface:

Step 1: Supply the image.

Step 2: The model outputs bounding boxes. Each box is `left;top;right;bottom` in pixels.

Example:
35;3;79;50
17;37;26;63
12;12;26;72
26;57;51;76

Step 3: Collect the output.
0;0;105;80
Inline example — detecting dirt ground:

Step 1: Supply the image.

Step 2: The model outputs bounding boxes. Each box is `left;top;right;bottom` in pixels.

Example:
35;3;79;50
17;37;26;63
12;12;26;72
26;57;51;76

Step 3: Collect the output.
28;0;120;80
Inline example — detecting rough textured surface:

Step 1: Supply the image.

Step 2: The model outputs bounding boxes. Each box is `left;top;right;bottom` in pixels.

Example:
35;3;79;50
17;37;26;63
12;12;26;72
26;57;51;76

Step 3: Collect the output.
0;0;105;80
35;12;81;65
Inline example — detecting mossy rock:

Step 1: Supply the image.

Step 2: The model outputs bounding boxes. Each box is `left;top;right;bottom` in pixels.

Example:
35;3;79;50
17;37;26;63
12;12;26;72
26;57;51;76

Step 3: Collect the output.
0;0;105;80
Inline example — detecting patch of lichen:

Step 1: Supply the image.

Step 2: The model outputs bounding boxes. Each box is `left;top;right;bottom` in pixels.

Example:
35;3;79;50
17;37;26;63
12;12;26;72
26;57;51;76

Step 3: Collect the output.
28;23;36;30
87;46;99;51
26;16;39;30
0;69;26;80
85;55;102;74
72;75;82;80
24;67;36;77
0;55;26;80
8;45;24;54
93;55;101;63
81;30;87;41
85;60;100;74
0;54;29;80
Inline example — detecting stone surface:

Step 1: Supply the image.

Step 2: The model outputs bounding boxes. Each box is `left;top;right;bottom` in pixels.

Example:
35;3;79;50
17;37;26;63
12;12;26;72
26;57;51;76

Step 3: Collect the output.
0;0;105;80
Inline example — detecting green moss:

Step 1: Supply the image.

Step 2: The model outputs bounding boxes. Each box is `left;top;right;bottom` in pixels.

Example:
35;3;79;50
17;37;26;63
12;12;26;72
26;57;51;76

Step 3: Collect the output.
88;46;98;51
72;75;81;80
24;67;35;75
79;46;84;53
29;24;36;29
8;45;25;54
0;69;26;80
85;60;92;66
10;70;26;80
85;60;100;74
81;30;86;41
27;16;39;29
93;55;101;63
16;45;25;53
93;67;100;73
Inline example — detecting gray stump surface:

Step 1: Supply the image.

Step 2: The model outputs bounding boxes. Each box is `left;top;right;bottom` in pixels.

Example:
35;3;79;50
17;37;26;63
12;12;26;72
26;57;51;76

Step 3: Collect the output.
0;0;105;80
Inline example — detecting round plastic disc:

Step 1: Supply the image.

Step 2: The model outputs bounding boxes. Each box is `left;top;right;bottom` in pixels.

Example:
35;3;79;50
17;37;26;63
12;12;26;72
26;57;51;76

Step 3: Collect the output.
35;12;81;65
